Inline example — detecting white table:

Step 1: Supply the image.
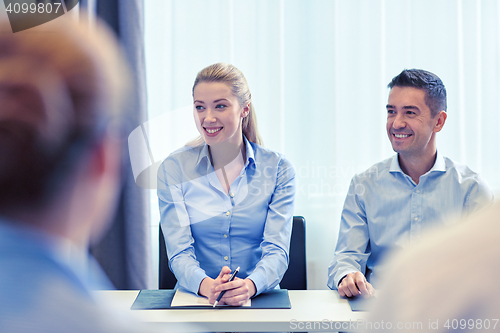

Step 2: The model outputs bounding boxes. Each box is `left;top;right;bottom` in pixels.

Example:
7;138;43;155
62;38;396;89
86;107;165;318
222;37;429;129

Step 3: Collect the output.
94;290;368;332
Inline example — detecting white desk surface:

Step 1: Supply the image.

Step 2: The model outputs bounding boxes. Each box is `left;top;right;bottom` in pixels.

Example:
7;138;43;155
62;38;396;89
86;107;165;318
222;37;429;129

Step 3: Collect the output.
94;290;368;332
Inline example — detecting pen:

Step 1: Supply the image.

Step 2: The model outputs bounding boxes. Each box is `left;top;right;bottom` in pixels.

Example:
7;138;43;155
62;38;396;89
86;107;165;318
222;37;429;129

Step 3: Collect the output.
213;266;240;307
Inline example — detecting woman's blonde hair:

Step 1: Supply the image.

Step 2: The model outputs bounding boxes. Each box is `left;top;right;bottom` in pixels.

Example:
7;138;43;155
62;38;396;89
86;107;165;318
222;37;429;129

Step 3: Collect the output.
189;62;262;146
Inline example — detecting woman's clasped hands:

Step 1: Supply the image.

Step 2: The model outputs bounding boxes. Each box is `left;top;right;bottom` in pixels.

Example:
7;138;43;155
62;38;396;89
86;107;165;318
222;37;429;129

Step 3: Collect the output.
199;266;256;306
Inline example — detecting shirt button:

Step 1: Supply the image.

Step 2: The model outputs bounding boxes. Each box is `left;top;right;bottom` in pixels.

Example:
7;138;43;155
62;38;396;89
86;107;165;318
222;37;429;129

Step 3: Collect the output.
230;192;235;198
240;174;244;177
226;211;230;216
224;234;228;238
414;217;419;221
224;256;228;261
416;189;420;193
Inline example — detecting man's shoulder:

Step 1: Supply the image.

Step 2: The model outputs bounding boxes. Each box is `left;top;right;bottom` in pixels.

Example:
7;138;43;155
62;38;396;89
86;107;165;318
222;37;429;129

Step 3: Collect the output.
0;274;139;333
352;155;394;182
442;156;483;181
0;240;90;312
0;245;125;333
0;233;85;294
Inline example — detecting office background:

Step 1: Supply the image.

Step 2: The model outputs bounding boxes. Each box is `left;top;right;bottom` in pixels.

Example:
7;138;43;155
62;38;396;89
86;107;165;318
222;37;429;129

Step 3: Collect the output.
142;0;500;290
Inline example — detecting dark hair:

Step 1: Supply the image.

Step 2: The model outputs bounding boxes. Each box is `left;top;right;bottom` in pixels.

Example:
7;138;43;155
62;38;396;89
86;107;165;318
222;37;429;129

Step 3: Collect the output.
388;69;447;117
0;18;129;214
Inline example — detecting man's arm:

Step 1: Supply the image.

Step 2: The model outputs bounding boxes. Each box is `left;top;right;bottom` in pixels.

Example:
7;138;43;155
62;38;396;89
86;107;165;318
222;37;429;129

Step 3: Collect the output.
464;174;494;215
327;178;372;296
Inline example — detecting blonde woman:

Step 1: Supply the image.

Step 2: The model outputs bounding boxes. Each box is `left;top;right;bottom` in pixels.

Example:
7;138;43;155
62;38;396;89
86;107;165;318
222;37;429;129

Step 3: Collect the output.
158;63;295;306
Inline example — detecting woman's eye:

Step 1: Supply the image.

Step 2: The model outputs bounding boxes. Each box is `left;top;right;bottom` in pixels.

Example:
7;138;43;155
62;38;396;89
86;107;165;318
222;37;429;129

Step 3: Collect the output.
195;105;204;110
215;104;226;109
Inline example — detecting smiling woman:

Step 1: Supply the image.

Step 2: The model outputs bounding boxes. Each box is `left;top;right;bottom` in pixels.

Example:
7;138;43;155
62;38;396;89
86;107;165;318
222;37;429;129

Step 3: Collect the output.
194;82;248;144
189;63;262;147
157;63;296;306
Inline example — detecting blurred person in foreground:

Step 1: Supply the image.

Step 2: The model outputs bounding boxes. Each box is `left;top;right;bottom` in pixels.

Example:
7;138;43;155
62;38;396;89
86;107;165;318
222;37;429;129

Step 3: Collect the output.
0;17;154;333
365;202;500;332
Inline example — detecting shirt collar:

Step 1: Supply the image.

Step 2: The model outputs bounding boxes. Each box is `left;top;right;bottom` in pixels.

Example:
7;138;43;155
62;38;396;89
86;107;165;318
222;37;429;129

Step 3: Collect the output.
195;142;210;168
194;135;256;170
389;154;404;173
431;151;446;172
389;151;446;174
243;135;256;167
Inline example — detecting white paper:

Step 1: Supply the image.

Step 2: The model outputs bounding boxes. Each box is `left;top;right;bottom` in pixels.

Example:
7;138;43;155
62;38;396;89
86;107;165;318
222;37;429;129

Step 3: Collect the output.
171;289;251;307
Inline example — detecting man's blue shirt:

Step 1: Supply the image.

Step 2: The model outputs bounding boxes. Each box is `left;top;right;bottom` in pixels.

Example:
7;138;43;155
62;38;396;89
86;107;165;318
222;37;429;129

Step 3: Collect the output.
0;219;123;333
158;136;296;295
328;152;493;289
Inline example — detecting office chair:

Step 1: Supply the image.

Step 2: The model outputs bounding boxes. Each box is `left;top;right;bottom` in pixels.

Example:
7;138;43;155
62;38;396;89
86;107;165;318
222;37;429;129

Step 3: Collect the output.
159;216;307;290
280;216;307;290
159;224;177;289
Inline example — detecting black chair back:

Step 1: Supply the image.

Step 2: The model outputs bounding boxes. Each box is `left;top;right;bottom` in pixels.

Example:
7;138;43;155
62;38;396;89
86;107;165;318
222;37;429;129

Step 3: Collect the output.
159;215;307;290
159;224;177;289
280;216;307;290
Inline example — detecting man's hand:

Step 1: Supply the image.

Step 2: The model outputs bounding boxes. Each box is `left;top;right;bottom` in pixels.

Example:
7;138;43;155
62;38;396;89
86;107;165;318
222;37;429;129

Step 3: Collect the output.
338;272;374;298
199;266;256;306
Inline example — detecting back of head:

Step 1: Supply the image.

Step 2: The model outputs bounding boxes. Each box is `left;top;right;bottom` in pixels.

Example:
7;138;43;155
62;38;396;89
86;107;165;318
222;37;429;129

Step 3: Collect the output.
0;17;129;216
388;69;447;117
192;62;262;145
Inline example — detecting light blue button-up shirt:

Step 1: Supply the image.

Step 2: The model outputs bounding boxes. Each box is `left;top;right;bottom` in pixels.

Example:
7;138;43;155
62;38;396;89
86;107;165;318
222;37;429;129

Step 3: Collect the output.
328;152;493;289
158;136;296;295
0;219;125;333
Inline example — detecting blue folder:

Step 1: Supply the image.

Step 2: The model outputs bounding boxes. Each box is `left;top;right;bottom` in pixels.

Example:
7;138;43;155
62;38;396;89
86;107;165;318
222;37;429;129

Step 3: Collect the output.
131;289;291;310
346;295;376;311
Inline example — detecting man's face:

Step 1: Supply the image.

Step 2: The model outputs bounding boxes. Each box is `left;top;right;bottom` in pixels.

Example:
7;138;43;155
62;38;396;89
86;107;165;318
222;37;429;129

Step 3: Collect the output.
386;86;442;159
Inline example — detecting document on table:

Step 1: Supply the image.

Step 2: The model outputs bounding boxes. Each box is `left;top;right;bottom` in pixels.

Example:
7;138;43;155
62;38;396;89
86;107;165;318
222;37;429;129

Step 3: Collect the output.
171;289;251;307
130;289;289;310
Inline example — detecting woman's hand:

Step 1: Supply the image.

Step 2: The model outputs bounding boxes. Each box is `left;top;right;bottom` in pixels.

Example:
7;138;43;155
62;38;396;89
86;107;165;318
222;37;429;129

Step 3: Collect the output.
214;277;256;306
198;266;256;306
